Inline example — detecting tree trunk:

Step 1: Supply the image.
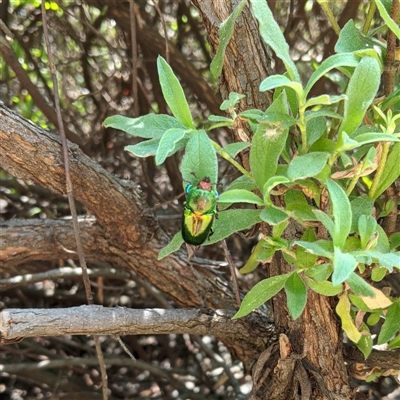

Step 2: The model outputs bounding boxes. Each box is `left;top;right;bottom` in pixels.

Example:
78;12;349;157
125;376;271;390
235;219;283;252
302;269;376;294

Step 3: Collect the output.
190;1;354;398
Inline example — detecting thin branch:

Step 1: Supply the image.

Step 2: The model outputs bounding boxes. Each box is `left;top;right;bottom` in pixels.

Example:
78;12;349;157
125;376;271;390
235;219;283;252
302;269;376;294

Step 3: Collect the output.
40;3;108;397
129;0;140;117
383;0;399;96
152;0;169;63
221;239;241;308
0;306;256;340
0;266;130;291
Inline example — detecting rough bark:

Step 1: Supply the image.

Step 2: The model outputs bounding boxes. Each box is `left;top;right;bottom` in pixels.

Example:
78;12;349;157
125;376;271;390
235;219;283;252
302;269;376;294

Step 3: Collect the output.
0;103;273;369
189;1;354;399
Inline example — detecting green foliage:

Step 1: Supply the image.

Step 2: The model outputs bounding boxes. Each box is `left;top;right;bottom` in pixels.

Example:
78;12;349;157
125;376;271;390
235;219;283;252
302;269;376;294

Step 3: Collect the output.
105;4;400;357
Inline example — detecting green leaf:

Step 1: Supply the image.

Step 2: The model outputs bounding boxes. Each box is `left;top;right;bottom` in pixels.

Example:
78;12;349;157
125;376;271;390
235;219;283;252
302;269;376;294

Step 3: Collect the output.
350;195;374;232
222;142;250;158
304;94;347;109
250;94;289;190
371;267;387;282
218;189;264;206
233;273;292;319
375;0;400;40
350;250;399;271
287;152;329;181
304;52;360;96
263;176;290;203
181;130;218;186
239;109;265;120
285;189;317;221
227;175;257;192
259;75;303;100
125;138;160;157
313;210;335;240
390;232;400;250
327;179;352;248
155;128;187;165
332;246;357;285
260;206;289;225
206;209;262;245
388;334;400;349
296;229;317;268
306;278;342;296
249;0;300;82
336;293;362;343
158;232;184;259
285;273;307;319
378;302;400;345
372;142;400;199
295;240;333;259
357;329;373;359
157;56;194;128
306;263;333;282
347;272;375;297
339;56;381;136
210;0;248;79
104;114;186;139
306;116;326;147
240;240;266;274
358;215;377;249
335;20;386;54
352;132;399;145
220;91;246;111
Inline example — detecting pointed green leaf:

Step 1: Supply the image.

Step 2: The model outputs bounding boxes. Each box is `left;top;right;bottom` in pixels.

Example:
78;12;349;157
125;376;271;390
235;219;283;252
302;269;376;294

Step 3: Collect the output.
304;52;360;96
260;206;289;225
249;0;300;82
336;293;362;343
358;215;377;249
378;302;400;345
285;273;307;319
158;232;184;260
206;209;262;245
327;179;352;248
155;128;187;165
233;273;292;319
357;328;373;359
181;130;218;185
240;240;266;274
372;142;400;199
220;92;246;110
287;152;329;181
222;142;251;158
313;210;335;240
210;0;248;79
304;94;347;109
250;117;289;190
332;246;357;285
350;195;374;232
295;240;333;259
347;272;375;297
306;278;343;296
125;138;160;157
339;56;381;136
375;0;400;40
104;114;185;139
157;56;194;128
218;189;264;206
259;75;303;100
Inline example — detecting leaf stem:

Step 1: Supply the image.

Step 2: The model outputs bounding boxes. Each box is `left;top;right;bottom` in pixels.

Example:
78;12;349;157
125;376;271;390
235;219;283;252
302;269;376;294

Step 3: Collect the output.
363;2;377;35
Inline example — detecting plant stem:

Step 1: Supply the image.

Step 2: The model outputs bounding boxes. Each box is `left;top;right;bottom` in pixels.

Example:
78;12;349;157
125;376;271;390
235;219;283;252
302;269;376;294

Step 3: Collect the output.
363;1;377;35
316;0;341;36
212;140;254;181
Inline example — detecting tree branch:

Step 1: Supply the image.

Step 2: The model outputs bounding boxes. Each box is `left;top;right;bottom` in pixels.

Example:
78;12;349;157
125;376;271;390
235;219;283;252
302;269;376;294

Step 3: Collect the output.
0;306;272;346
